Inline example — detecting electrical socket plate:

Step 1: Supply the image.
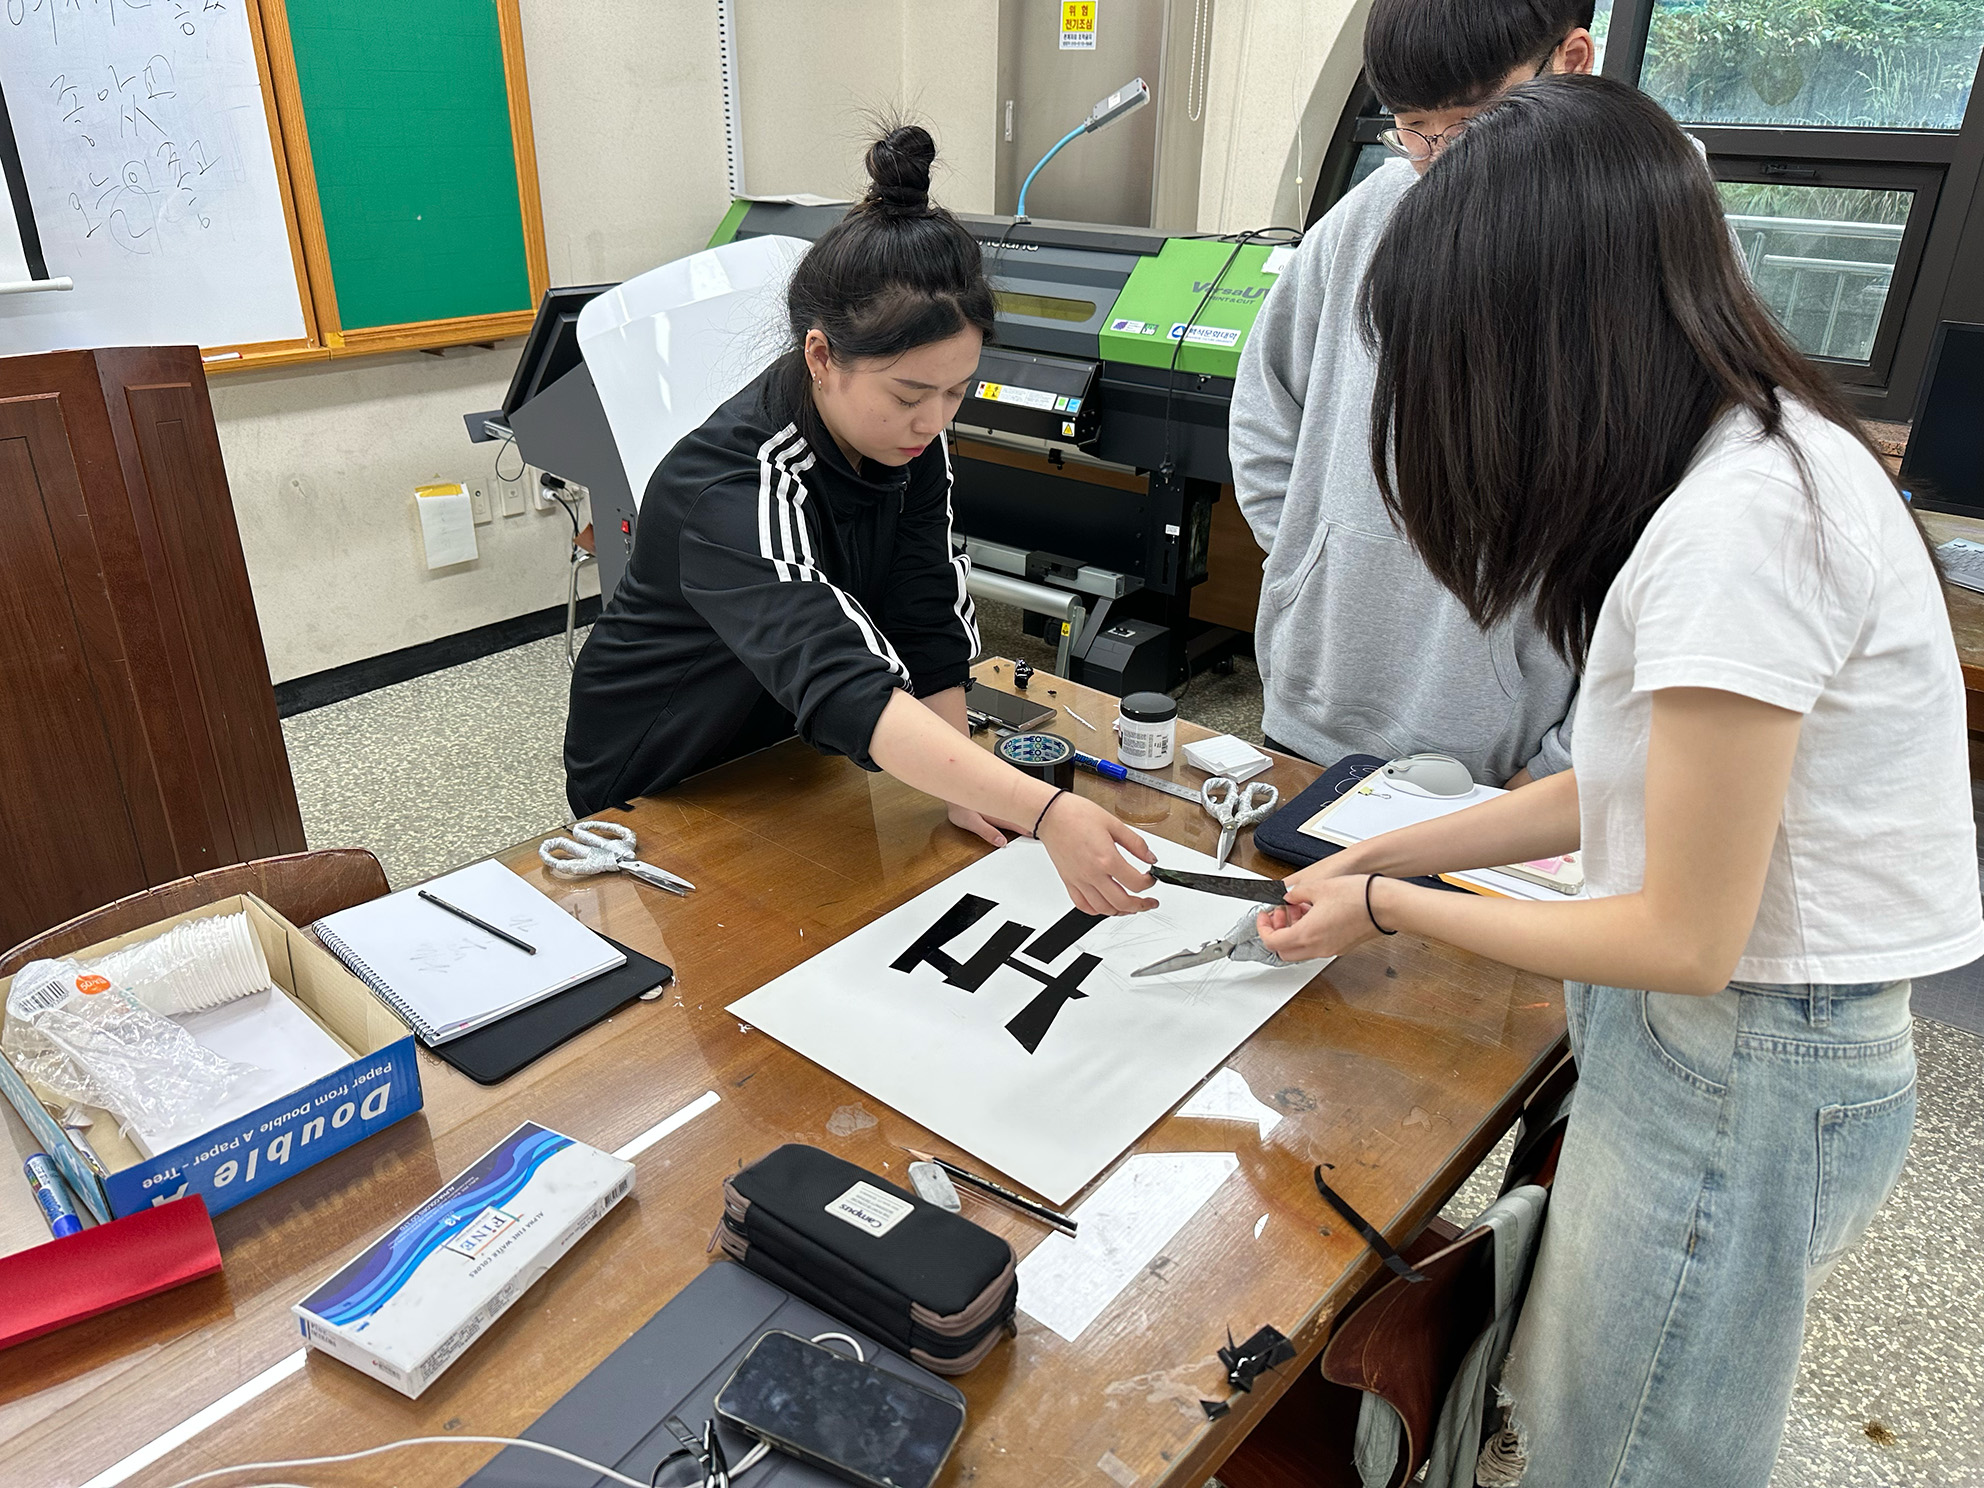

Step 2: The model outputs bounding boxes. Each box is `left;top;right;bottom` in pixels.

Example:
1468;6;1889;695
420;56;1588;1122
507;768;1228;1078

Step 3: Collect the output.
499;478;526;517
468;483;493;525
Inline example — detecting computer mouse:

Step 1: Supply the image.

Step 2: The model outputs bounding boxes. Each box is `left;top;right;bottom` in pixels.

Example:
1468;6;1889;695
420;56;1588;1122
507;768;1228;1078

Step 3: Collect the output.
1380;753;1475;798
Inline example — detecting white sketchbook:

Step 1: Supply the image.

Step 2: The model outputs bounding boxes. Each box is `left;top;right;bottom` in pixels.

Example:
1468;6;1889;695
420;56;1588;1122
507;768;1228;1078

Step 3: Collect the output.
313;860;625;1045
728;836;1326;1205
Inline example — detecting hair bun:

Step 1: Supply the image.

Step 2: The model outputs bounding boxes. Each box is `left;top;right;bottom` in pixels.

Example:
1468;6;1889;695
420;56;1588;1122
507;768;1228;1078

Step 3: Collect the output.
863;124;936;217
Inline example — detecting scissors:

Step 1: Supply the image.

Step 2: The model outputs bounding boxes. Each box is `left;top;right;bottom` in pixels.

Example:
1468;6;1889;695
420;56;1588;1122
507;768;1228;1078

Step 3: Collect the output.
1133;866;1293;977
1201;777;1280;868
1134;906;1290;977
539;821;696;895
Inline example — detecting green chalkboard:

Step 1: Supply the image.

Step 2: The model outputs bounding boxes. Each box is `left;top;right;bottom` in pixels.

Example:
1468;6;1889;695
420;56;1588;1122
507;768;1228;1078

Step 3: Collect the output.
284;0;533;331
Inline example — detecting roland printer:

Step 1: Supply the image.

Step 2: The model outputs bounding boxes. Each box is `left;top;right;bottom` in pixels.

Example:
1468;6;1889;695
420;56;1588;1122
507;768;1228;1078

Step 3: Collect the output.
476;208;1292;693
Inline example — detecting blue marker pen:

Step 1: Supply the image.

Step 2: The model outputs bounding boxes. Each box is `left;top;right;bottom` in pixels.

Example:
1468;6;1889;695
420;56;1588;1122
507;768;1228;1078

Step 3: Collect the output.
24;1153;83;1238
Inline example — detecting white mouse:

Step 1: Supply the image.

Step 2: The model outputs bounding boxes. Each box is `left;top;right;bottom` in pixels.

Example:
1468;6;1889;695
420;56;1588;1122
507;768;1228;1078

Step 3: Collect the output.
1380;753;1475;798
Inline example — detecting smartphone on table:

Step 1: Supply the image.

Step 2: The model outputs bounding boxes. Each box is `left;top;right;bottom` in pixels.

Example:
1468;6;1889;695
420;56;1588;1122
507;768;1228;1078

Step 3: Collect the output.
715;1330;965;1488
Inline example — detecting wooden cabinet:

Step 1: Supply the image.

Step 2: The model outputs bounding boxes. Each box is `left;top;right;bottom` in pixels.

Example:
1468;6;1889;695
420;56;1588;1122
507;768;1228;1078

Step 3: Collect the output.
0;346;305;949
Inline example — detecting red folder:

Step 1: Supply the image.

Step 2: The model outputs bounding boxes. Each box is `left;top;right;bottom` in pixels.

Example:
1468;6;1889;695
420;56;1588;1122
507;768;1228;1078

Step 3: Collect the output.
0;1196;222;1349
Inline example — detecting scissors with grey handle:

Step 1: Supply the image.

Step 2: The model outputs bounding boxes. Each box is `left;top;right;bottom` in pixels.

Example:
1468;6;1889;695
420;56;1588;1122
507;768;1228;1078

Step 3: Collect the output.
1201;777;1279;868
1133;866;1292;977
539;821;696;895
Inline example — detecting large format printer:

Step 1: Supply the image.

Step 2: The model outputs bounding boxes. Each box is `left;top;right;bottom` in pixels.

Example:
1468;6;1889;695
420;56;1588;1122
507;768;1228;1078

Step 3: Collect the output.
475;207;1289;693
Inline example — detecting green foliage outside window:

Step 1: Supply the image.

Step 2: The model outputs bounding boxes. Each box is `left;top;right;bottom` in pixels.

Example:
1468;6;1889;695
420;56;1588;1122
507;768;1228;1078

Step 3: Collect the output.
1643;0;1984;127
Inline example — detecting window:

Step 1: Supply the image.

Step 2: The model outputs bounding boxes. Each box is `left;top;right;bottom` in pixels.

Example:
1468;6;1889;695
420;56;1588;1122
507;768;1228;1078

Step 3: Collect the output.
1641;0;1984;129
1311;0;1984;417
1719;180;1913;363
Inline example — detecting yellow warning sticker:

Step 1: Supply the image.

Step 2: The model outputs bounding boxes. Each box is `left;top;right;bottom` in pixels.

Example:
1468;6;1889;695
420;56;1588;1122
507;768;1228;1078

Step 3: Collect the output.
1061;1;1096;50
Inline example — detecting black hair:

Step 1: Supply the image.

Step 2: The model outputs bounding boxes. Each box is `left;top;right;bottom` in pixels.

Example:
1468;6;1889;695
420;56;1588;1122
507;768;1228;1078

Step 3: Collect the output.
777;122;995;408
1359;73;1896;670
1364;0;1595;111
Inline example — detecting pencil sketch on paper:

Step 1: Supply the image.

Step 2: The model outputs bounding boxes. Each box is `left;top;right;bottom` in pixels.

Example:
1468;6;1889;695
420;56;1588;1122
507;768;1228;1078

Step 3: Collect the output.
729;836;1326;1204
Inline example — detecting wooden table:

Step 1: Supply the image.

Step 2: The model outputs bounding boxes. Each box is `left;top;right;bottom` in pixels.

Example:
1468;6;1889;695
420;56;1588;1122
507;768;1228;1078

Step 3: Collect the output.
0;662;1567;1488
1921;510;1984;738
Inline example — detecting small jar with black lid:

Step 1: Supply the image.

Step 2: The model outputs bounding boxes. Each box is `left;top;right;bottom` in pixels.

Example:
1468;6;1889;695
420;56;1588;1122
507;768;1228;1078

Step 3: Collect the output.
1116;691;1178;769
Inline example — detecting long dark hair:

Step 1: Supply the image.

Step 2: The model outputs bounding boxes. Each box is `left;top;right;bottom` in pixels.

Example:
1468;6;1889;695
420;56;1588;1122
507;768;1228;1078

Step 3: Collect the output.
777;123;995;409
1359;73;1891;669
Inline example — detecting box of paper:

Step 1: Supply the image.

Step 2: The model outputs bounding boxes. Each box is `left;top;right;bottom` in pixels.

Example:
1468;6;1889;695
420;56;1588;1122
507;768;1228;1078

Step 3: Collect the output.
0;894;423;1222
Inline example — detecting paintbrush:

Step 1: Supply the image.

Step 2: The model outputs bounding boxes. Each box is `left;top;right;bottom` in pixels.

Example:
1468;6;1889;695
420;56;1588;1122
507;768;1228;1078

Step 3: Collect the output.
902;1146;1078;1236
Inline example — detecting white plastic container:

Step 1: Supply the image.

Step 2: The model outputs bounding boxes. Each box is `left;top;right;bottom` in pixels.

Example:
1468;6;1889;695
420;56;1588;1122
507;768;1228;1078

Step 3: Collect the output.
1116;692;1178;769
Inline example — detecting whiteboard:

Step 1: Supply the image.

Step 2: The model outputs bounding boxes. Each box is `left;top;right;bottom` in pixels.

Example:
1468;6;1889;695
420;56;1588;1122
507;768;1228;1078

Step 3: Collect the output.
0;0;306;354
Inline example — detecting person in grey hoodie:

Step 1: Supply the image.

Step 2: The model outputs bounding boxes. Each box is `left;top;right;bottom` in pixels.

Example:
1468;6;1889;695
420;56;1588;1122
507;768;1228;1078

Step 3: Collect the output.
1231;0;1597;785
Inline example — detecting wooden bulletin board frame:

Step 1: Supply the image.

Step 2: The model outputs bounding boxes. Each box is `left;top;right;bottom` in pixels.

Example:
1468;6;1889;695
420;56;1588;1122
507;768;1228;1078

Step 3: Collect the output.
204;0;548;372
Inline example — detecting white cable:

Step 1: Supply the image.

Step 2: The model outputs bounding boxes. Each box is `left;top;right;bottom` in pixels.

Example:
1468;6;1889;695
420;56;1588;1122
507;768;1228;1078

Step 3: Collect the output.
809;1330;866;1362
1187;0;1209;122
157;1434;657;1488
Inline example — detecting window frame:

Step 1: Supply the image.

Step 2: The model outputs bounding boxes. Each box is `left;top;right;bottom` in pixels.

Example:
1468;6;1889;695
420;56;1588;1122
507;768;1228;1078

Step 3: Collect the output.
1604;0;1984;417
1308;2;1984;418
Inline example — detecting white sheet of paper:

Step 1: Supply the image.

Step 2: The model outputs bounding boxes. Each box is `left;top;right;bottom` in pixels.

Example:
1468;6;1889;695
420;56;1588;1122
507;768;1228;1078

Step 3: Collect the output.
1177;1067;1283;1141
128;987;353;1157
1016;1151;1239;1342
417;489;478;569
727;835;1323;1204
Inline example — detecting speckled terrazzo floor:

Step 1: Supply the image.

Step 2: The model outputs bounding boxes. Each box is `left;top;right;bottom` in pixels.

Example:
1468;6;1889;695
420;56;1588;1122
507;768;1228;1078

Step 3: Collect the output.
282;603;1984;1486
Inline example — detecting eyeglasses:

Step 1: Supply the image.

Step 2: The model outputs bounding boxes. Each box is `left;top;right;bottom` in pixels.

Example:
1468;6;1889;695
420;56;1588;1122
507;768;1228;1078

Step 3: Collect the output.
1377;119;1473;162
1377;45;1561;163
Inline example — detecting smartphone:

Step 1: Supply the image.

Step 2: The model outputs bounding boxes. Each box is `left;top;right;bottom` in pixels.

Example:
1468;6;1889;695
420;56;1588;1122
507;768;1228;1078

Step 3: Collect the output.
714;1330;965;1488
964;679;1056;733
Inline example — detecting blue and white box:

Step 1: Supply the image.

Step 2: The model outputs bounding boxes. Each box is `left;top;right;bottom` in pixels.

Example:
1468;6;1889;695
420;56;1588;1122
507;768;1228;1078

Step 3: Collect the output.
0;893;422;1223
294;1122;634;1397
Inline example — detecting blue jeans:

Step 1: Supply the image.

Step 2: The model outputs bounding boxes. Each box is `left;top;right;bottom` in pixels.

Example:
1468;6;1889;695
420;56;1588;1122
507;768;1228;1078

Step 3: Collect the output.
1498;978;1916;1488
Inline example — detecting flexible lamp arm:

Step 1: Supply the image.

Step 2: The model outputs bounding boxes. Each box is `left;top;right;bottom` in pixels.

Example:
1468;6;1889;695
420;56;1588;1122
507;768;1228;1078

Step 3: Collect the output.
1014;77;1150;221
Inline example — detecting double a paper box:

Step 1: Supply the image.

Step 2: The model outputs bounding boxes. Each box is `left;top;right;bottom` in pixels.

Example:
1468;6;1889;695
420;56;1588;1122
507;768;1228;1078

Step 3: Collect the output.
295;1123;633;1396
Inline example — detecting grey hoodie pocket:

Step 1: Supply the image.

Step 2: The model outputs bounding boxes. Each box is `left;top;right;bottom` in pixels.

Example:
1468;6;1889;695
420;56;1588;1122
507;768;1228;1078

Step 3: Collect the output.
1263;519;1521;755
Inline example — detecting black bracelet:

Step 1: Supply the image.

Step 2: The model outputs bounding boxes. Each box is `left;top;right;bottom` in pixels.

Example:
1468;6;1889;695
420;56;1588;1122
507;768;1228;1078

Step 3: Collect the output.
1365;874;1397;936
1032;788;1065;838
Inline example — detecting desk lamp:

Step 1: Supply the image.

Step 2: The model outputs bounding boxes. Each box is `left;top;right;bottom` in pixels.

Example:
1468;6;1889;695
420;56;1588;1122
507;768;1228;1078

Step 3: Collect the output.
1015;77;1151;221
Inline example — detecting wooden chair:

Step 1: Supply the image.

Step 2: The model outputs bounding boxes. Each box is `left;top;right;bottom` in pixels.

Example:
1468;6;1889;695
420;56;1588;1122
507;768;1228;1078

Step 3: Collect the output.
1217;1051;1580;1488
0;849;389;978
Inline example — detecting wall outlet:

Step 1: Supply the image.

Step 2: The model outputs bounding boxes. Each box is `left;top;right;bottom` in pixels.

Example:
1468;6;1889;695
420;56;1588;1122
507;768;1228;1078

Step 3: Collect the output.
468;483;493;525
498;477;526;517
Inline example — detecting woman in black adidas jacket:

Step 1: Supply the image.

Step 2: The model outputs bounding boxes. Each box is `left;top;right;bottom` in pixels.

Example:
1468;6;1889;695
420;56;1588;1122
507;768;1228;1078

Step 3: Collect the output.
566;125;1156;916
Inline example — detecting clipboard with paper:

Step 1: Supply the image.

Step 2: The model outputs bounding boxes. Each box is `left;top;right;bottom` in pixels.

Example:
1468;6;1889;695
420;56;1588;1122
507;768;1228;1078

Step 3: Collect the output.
1297;777;1586;900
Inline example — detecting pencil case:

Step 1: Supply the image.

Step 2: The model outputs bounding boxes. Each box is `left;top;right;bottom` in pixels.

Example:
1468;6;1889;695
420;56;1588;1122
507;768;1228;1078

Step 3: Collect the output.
717;1144;1017;1374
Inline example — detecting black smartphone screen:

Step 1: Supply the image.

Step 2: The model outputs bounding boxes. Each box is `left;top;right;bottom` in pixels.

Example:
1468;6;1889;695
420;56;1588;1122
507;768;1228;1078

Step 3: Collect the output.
715;1331;964;1488
964;681;1056;732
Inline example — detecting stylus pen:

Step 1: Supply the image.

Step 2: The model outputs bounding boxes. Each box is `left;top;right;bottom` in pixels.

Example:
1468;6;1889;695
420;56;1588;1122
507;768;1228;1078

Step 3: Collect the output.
903;1147;1077;1236
418;890;536;954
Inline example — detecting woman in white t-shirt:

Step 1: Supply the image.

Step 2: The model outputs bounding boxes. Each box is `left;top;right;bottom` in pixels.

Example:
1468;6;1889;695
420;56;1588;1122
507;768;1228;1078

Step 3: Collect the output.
1257;75;1982;1488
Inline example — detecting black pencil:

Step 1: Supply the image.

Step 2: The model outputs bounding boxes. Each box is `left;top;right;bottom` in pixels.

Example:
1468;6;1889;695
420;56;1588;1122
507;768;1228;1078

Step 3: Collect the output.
418;890;536;954
904;1147;1077;1235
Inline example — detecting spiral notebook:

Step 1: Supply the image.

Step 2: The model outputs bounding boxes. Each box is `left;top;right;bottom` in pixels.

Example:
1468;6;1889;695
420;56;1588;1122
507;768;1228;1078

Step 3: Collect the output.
312;860;627;1045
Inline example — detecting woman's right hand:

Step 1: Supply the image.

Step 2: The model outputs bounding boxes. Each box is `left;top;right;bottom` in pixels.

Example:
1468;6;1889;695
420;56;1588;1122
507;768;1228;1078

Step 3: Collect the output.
1036;793;1159;916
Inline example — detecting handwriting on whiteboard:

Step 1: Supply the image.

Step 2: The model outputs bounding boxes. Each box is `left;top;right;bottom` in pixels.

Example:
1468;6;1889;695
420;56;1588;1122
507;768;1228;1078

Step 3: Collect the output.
0;0;306;349
12;0;237;255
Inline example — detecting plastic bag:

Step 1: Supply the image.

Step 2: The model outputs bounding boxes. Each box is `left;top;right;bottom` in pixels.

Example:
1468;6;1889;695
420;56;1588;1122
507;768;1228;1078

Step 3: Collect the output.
1;957;257;1139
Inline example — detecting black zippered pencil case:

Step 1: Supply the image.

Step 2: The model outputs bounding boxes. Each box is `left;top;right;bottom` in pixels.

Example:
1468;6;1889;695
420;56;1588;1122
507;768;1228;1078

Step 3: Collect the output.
717;1144;1017;1375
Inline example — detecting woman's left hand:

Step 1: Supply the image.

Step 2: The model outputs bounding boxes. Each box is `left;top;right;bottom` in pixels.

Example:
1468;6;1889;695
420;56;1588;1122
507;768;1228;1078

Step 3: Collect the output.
949;802;1015;847
1257;876;1384;962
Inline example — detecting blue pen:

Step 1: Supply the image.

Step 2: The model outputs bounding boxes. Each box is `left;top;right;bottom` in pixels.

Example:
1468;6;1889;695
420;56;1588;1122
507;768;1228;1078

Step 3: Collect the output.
24;1153;83;1239
1071;750;1203;805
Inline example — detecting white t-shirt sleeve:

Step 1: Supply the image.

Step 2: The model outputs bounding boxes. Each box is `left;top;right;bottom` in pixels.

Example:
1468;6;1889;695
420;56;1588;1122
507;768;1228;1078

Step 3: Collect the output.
1624;466;1875;714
